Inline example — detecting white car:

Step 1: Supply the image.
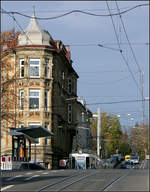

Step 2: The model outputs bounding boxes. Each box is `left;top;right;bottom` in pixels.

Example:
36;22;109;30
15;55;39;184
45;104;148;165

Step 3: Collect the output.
129;156;139;164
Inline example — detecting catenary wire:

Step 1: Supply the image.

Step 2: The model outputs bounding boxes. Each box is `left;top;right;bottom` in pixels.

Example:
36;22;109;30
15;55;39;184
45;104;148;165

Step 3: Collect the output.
86;98;149;106
67;42;149;46
106;1;143;97
4;11;35;46
115;1;146;122
78;71;140;85
115;0;142;73
1;3;149;20
2;98;149;109
2;9;148;111
10;5;144;14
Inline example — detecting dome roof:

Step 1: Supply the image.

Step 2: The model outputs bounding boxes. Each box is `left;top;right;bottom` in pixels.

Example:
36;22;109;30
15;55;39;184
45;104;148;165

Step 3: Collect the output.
18;10;52;46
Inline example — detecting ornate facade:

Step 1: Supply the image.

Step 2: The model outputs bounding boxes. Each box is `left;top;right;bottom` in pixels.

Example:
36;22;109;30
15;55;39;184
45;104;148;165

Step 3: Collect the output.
1;11;79;168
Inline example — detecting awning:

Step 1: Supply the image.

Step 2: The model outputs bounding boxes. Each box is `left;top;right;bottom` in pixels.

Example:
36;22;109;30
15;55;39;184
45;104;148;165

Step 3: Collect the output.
8;125;54;142
8;130;39;143
17;125;54;138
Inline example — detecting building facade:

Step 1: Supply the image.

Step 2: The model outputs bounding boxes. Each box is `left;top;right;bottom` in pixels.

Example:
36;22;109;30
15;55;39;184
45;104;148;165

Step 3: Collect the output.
1;11;79;168
72;98;93;153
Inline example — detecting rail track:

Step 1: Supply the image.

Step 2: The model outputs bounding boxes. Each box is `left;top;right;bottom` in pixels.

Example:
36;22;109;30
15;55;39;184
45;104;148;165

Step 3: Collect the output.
35;169;130;192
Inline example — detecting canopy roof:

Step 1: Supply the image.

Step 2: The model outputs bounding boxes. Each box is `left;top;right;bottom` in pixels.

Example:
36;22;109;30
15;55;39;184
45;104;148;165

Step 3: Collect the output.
9;126;54;143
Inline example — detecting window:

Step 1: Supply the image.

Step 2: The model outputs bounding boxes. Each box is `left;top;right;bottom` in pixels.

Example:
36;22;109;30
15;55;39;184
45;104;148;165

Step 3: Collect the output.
45;59;49;78
62;71;65;80
20;59;24;78
68;104;72;123
44;90;48;111
68;79;72;94
29;123;40;145
29;90;40;110
45;123;49;145
61;71;65;89
20;90;24;110
29;59;40;78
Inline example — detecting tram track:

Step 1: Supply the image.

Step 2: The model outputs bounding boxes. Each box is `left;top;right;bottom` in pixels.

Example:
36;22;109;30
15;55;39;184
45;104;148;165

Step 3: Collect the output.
35;169;130;192
36;170;98;192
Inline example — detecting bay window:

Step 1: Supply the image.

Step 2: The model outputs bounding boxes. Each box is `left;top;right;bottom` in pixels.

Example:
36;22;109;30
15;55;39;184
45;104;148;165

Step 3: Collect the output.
44;90;48;111
45;59;49;78
29;89;40;110
20;90;24;110
20;59;24;78
29;59;40;78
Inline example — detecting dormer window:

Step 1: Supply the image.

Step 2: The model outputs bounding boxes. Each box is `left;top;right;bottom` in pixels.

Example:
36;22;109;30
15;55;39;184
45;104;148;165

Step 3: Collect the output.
29;59;40;78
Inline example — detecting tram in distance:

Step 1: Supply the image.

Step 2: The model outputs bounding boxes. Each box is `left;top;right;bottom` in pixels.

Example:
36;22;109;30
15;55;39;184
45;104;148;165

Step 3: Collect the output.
69;152;101;169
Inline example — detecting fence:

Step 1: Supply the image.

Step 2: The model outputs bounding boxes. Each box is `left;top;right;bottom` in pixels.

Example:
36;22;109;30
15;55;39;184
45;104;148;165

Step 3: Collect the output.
1;156;12;170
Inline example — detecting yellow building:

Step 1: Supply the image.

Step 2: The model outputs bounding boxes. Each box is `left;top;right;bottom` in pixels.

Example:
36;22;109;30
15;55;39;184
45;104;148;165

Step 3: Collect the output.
1;11;79;168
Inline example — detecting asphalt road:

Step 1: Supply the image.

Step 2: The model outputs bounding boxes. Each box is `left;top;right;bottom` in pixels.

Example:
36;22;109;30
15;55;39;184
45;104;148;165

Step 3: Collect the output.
1;160;149;191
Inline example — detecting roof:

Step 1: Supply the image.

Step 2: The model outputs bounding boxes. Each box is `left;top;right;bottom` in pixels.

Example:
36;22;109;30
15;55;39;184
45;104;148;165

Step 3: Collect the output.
17;125;54;138
8;129;39;143
8;126;54;143
18;10;52;46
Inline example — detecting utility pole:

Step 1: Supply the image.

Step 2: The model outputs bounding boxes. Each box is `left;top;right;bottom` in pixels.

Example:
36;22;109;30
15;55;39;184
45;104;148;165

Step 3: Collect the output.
97;108;101;157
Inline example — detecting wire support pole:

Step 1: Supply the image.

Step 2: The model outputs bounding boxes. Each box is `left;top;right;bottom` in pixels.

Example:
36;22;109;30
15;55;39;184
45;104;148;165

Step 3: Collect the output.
97;108;101;157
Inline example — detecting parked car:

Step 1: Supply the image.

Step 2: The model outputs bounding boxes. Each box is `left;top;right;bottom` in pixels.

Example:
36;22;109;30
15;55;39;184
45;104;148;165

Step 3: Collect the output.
129;156;139;164
20;162;46;170
120;161;134;169
111;154;124;163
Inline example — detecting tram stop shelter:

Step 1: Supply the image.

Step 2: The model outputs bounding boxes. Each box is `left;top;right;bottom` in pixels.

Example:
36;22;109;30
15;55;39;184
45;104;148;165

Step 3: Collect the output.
8;126;54;162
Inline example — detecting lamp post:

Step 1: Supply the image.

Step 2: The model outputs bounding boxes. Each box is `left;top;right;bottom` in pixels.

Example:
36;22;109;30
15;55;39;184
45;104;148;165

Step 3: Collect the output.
93;108;101;158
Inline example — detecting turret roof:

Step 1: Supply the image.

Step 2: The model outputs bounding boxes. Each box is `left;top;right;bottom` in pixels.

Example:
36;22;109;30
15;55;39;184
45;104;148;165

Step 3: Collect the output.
18;9;52;46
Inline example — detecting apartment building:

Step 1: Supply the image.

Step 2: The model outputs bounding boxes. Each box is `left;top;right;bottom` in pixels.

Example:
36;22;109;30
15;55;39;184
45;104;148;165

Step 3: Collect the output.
1;11;79;168
72;98;93;152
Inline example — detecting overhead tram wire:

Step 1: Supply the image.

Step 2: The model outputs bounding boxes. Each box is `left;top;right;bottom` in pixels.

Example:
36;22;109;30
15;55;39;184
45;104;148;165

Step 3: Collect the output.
4;10;34;46
86;98;149;106
1;98;149;109
115;1;142;73
1;3;149;20
105;1;143;97
10;5;146;14
67;42;149;47
115;0;146;123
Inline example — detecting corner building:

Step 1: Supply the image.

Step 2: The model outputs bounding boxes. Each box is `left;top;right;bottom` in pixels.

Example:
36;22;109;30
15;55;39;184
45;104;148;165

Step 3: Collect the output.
2;11;79;168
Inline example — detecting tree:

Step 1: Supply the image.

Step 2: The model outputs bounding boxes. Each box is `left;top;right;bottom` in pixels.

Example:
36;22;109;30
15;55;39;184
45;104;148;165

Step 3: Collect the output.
129;123;149;159
118;132;132;156
1;29;18;122
91;112;123;158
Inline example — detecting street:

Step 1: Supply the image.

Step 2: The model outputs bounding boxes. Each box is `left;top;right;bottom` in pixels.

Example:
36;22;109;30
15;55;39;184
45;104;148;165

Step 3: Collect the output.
1;160;149;191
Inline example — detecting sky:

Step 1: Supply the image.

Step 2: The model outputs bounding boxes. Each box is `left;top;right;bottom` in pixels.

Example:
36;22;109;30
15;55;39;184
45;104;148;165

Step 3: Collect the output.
1;1;149;131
